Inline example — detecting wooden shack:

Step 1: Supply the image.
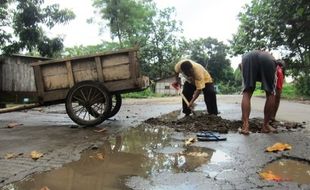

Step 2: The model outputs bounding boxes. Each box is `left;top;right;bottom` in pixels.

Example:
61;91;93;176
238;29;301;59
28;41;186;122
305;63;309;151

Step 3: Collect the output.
0;54;51;102
155;76;179;95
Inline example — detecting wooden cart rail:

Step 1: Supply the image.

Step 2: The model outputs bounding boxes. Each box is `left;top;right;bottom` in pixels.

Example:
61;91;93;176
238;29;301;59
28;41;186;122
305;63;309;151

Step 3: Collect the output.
31;47;149;103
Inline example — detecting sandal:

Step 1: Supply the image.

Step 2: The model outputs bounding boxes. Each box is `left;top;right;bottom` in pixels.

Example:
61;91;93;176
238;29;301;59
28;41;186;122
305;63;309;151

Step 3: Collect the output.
196;131;227;141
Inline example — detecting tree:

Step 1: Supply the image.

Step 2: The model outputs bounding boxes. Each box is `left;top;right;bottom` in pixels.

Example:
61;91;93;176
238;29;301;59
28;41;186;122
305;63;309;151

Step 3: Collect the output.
231;0;310;95
180;38;235;85
0;0;12;50
92;0;155;47
139;7;183;79
92;0;183;80
178;37;238;94
0;0;75;57
62;42;120;57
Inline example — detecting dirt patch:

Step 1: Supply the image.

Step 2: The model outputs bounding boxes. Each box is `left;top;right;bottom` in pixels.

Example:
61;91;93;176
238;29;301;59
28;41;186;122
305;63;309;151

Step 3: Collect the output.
145;110;305;133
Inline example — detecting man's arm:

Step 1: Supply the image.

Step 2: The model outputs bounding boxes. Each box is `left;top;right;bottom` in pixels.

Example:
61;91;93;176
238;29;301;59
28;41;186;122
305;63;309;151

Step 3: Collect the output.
189;89;201;108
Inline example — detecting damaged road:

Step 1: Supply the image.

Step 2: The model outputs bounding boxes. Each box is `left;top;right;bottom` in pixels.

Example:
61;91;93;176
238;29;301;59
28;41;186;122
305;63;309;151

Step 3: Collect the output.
0;95;309;190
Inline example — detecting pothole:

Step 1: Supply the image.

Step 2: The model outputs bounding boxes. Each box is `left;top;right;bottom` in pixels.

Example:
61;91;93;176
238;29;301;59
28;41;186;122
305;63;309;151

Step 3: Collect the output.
2;125;231;190
260;157;310;184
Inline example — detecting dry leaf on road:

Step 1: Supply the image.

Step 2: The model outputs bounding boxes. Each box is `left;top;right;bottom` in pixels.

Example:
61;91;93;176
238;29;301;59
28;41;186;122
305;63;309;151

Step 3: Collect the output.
266;143;292;152
94;128;107;133
40;186;50;190
5;153;16;159
96;153;104;160
187;152;209;157
30;151;43;160
7;122;23;128
185;137;196;146
259;170;290;182
4;153;23;159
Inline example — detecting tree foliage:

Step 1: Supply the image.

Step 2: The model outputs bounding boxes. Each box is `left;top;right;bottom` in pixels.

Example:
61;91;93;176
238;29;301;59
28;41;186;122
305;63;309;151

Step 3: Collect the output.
0;0;75;57
139;7;183;79
231;0;310;95
92;0;155;47
180;38;235;84
0;0;12;49
92;0;182;80
178;37;240;94
62;41;120;57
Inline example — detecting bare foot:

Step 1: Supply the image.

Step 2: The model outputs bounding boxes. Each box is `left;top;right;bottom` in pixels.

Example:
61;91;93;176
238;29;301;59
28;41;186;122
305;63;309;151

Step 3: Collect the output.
239;129;250;135
269;118;277;124
261;125;277;133
239;124;250;135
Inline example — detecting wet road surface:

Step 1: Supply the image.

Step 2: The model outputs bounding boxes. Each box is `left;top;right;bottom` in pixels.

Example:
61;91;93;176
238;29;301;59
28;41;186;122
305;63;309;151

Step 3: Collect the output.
0;95;309;189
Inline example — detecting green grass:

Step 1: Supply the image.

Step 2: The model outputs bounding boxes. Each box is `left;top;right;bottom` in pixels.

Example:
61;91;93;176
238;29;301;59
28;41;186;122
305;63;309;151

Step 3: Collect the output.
122;88;165;99
253;83;309;100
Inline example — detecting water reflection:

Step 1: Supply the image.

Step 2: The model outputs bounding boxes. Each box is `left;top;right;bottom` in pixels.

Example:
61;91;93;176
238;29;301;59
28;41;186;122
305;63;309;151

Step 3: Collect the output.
5;126;229;190
261;158;310;184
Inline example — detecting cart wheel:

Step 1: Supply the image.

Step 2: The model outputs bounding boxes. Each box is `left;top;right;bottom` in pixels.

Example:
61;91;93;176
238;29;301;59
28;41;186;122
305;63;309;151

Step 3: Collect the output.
108;93;122;118
65;81;112;126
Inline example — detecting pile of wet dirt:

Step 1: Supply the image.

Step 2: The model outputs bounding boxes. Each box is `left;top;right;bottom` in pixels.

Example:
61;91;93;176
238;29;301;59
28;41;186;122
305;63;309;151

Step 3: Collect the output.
145;110;305;133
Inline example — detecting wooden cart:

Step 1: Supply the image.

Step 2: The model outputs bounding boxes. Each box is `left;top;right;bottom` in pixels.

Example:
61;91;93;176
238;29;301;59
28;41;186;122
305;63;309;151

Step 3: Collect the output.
30;47;149;126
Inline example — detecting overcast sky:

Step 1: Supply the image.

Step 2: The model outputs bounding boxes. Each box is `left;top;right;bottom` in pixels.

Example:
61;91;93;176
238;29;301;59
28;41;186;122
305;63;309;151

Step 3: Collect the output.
47;0;252;68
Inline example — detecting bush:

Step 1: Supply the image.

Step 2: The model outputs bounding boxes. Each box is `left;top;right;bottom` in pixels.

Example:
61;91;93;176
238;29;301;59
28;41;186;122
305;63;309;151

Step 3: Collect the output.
122;88;164;98
253;82;309;100
295;75;310;97
217;81;242;94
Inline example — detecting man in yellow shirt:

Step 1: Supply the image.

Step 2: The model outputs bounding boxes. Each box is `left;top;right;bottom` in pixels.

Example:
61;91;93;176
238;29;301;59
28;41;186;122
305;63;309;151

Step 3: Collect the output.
174;59;218;116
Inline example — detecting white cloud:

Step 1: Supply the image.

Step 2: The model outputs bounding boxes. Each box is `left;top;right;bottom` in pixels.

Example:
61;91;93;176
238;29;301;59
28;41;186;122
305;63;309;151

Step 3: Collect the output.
45;0;111;47
45;0;251;68
155;0;250;43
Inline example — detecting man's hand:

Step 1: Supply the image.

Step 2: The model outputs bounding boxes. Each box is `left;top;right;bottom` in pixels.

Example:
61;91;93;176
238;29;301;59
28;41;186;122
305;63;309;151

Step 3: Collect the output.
171;81;181;90
188;101;194;109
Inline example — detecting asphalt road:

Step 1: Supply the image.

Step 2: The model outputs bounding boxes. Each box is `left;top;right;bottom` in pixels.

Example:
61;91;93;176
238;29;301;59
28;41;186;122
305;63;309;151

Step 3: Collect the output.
0;95;309;189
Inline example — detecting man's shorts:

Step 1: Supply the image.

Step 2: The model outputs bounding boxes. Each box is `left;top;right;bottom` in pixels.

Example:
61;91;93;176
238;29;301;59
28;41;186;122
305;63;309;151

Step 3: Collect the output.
241;51;276;93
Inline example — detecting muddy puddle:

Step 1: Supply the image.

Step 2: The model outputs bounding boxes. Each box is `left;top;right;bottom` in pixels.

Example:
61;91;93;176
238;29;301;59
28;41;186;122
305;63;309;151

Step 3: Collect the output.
261;158;310;184
146;110;306;133
2;125;231;190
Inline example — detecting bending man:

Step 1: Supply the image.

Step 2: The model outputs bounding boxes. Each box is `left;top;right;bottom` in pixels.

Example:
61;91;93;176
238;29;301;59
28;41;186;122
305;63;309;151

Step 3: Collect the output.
174;59;218;116
241;50;277;134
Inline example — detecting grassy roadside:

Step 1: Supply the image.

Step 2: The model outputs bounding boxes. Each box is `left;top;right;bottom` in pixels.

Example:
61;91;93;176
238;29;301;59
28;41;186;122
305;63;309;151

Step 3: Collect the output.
122;88;166;99
253;83;310;100
123;83;309;102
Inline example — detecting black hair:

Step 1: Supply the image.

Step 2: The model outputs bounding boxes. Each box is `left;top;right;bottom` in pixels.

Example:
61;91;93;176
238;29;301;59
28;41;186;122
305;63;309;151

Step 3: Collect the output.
180;61;193;76
276;59;285;67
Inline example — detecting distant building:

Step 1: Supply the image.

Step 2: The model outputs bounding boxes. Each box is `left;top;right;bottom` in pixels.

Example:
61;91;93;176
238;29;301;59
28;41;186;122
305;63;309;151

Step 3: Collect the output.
155;76;179;95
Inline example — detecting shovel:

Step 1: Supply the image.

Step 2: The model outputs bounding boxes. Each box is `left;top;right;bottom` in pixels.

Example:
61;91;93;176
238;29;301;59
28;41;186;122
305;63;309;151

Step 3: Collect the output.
171;82;196;115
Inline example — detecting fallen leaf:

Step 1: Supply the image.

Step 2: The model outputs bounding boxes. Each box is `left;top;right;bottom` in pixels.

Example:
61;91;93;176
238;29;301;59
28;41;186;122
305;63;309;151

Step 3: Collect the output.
266;143;292;152
94;128;107;133
33;108;44;112
96;153;104;160
279;161;284;166
7;122;23;128
40;186;50;190
5;152;24;159
187;152;209;157
259;170;290;182
5;153;16;159
185;137;196;146
30;151;43;160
